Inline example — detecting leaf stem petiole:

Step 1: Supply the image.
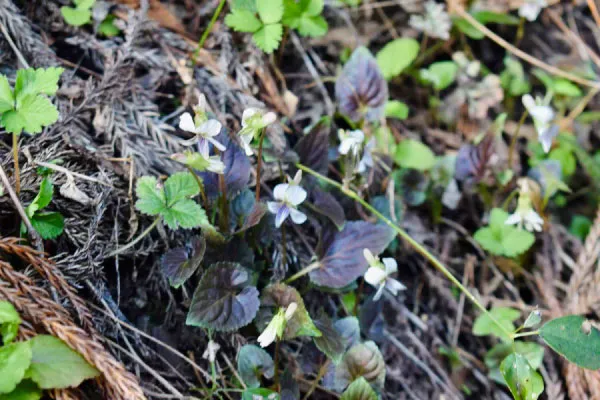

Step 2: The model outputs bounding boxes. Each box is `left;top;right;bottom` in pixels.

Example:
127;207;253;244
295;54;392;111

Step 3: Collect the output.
107;216;160;257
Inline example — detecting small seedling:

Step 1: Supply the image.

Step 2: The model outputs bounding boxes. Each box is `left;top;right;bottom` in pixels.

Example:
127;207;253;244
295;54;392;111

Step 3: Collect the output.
21;176;65;240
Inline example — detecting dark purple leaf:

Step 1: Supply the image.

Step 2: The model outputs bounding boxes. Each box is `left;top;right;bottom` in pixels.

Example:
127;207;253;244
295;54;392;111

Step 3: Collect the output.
311;189;345;229
235;203;267;234
200;132;251;198
310;221;395;288
161;236;206;288
359;294;385;342
455;135;495;184
257;283;321;339
334;317;361;351
314;311;346;364
335;47;388;123
186;262;259;332
294;117;331;174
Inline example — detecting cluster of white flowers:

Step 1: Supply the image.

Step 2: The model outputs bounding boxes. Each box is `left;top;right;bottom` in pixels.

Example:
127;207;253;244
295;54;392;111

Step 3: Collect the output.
409;0;452;40
522;94;558;153
267;171;308;228
363;249;405;301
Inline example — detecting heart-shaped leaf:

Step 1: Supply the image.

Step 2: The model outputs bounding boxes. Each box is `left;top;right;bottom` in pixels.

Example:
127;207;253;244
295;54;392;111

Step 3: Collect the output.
310;221;395;288
335;341;385;391
311;189;345;229
335;47;388;123
540;315;600;370
500;353;544;400
26;335;99;389
161;236;206;288
186;262;260;332
237;345;274;388
340;377;377;400
257;283;321;339
294;117;331;175
313;312;346;364
0;301;21;344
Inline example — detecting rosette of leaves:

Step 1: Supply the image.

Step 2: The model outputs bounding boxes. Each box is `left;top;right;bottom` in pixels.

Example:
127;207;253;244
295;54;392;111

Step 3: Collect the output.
161;236;206;288
335;47;388;123
256;283;321;339
309;221;395;288
225;0;284;53
0;67;63;135
392;169;430;206
186;262;260;332
22;177;64;240
334;341;386;392
237;345;274;388
473;209;535;258
135;172;208;230
282;0;328;37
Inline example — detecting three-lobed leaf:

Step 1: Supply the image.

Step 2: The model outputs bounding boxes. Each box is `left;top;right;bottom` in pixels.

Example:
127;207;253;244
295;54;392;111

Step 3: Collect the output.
500;353;544;400
539;315;600;370
26;335;99;389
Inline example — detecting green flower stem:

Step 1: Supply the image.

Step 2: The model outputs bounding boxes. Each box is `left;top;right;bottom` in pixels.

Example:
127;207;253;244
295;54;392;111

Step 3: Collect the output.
12;133;20;195
513;330;540;339
295;163;516;341
193;0;227;63
107;216;160;257
284;261;321;284
255;128;266;201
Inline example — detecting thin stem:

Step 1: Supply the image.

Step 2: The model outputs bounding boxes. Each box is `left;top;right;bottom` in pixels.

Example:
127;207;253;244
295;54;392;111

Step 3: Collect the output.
296;163;516;341
255;128;266;202
187;166;209;211
193;0;227;62
513;330;540;339
107;217;160;257
273;338;281;391
218;165;229;232
508;110;528;168
285;261;321;284
302;360;330;400
12;133;20;195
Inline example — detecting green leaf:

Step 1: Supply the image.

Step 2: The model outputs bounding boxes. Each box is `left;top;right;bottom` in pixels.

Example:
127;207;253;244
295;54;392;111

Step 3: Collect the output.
0;301;21;344
471;10;520;25
258;283;321;339
523;310;542;329
569;215;592;241
232;0;257;12
241;388;280;400
474;208;535;257
26;335;99;389
340;377;377;400
473;307;520;343
161;199;207;230
0;342;32;394
0;380;42;400
135;176;166;216
420;61;458;91
540;315;600;370
257;0;283;24
14;68;64;98
186;263;260;331
0;75;14;114
30;212;64;240
61;6;92;26
295;15;328;37
74;0;96;9
553;79;582;97
453;18;485;39
335;341;385;391
500;227;536;257
283;0;327;37
237;345;274;388
384;100;409;120
225;9;262;33
164;172;200;206
485;341;545;383
548;147;576;177
2;95;59;135
500;353;544;400
98;15;121;37
394;139;436;171
26;177;53;218
253;23;283;53
376;38;419;80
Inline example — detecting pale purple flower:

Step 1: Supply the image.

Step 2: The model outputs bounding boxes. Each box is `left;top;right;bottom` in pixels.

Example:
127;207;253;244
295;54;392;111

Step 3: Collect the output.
522;94;557;153
363;249;405;301
267;184;307;228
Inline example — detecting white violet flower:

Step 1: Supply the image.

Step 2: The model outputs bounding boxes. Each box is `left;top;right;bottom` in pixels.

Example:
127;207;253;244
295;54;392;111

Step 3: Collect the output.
409;0;452;40
239;108;277;156
267;182;307;228
505;193;544;232
363;249;406;301
519;0;547;22
522;94;558;153
338;129;364;156
257;303;297;348
357;137;376;173
179;98;225;152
